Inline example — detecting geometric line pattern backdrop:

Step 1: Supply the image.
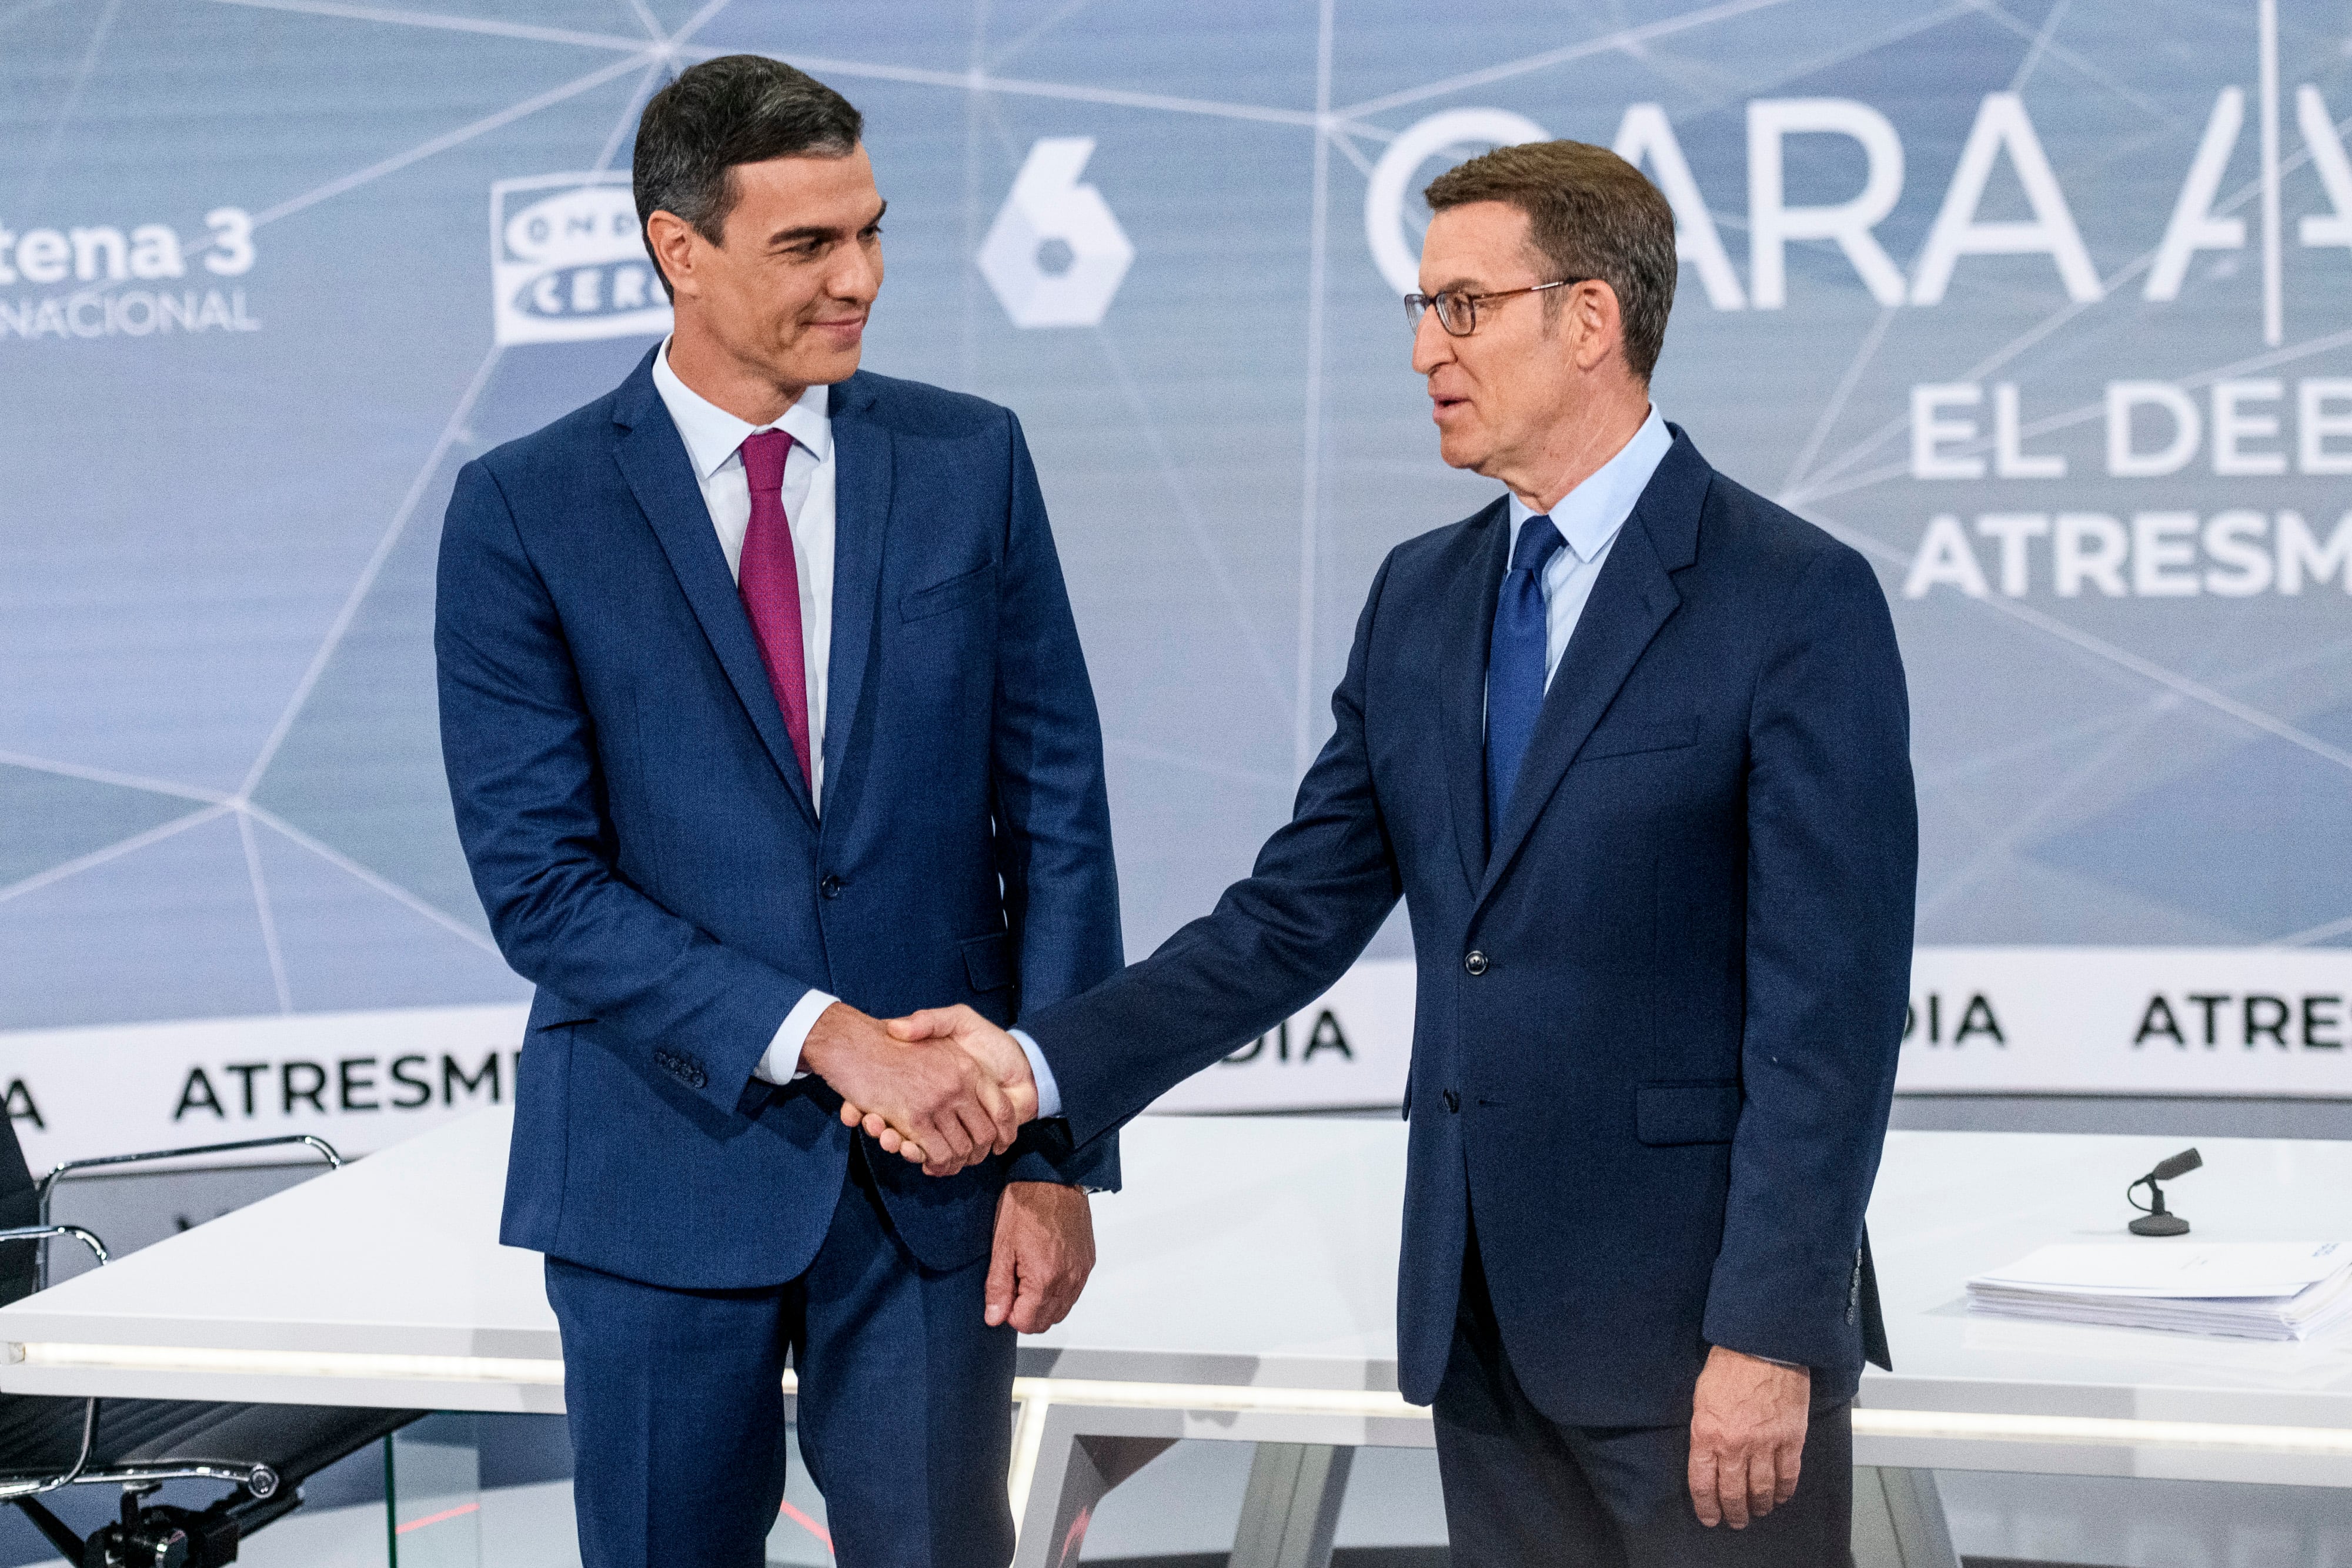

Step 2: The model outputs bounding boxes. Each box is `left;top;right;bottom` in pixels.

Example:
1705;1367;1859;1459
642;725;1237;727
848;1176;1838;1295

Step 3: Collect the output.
2;0;2349;1033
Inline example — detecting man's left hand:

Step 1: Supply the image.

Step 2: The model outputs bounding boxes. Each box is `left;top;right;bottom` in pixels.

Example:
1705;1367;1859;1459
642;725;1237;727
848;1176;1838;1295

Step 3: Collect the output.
1686;1345;1810;1529
985;1181;1095;1332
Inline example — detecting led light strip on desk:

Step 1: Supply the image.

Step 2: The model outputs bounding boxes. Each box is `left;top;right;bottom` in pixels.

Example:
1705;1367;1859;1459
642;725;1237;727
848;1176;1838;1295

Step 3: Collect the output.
1850;1406;2352;1457
11;1342;567;1387
13;1343;2351;1473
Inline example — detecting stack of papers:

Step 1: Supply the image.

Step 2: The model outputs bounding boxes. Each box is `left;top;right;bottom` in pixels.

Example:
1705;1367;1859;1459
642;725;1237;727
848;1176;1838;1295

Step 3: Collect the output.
1966;1241;2352;1341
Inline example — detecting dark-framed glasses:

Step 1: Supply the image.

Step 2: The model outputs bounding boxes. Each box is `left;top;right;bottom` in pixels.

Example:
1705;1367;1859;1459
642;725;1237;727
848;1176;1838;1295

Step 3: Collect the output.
1404;279;1582;337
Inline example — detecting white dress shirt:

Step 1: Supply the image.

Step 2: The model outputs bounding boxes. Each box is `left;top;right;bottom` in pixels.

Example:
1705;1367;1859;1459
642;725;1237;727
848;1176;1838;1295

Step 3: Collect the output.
652;340;1060;1110
1502;404;1672;691
650;339;840;1085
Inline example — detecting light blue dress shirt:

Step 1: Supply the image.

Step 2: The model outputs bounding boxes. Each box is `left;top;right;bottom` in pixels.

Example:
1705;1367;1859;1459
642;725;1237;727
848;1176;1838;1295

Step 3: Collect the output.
1500;404;1672;695
1017;409;1673;1125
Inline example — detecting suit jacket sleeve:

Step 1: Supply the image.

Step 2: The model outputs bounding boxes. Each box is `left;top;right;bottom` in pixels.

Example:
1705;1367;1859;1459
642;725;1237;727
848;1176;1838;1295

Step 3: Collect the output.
1701;543;1917;1370
436;457;814;1116
988;412;1127;1188
1023;554;1407;1150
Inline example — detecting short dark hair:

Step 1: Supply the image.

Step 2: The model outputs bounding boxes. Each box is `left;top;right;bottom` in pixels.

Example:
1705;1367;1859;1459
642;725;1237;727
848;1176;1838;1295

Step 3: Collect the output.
632;55;864;299
1422;140;1677;380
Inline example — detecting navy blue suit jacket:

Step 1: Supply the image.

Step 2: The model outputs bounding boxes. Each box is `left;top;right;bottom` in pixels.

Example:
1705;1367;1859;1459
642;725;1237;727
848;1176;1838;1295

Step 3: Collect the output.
437;351;1122;1289
1025;430;1914;1426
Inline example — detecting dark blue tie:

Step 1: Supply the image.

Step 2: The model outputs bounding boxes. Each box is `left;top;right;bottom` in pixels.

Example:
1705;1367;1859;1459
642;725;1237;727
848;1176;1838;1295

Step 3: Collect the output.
1486;517;1566;842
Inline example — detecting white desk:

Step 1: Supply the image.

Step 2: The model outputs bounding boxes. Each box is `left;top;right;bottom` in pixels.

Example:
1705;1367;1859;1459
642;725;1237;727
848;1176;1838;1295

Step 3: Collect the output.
6;1112;2351;1567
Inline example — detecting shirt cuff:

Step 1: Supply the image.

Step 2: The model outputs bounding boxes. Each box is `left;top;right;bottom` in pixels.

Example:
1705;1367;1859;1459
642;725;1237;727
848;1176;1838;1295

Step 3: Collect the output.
754;989;838;1084
1007;1028;1063;1120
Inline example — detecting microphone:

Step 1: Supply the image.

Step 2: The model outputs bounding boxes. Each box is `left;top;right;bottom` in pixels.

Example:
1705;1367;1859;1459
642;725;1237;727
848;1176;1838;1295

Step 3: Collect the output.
2127;1147;2201;1236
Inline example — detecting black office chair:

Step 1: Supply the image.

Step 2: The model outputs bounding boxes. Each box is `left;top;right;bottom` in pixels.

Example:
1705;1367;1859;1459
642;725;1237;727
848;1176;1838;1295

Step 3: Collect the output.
0;1120;423;1566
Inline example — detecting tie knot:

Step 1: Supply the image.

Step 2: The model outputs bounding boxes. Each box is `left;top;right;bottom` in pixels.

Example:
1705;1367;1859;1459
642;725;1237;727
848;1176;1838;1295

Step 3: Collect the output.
740;428;793;491
1511;517;1566;576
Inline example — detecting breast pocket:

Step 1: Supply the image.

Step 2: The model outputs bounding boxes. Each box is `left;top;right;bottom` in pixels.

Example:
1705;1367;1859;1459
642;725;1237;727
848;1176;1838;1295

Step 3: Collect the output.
1579;712;1698;763
961;931;1015;992
900;561;997;623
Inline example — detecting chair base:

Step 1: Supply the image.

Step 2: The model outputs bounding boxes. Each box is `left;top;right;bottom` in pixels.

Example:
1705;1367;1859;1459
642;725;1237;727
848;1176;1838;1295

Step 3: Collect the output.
16;1473;305;1568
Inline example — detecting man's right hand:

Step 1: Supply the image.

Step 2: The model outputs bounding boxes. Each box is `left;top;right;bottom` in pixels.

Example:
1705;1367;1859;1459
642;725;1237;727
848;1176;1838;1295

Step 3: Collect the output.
798;1002;1018;1174
836;1005;1038;1174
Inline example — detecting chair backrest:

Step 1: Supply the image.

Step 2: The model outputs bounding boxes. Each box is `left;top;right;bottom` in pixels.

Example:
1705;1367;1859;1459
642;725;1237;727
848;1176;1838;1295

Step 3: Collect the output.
0;1115;42;1306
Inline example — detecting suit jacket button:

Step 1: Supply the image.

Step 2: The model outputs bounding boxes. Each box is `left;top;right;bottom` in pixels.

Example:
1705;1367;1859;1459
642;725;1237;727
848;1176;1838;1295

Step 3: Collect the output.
1443;1089;1461;1114
819;874;843;900
1463;950;1488;976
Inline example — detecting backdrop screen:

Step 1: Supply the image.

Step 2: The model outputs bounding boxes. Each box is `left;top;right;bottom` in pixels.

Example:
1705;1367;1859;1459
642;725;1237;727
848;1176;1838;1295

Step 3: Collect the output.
4;0;2349;1159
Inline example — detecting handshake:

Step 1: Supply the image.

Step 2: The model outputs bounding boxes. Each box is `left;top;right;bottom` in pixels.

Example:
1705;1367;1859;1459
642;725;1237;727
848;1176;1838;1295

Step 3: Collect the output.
799;1001;1037;1176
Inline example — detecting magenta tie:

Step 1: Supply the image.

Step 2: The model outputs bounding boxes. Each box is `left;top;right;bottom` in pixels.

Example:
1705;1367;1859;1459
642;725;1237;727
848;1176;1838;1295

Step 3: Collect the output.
736;430;813;788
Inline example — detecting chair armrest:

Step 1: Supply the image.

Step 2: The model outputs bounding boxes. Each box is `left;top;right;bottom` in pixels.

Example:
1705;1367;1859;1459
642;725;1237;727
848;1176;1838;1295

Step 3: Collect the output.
0;1225;108;1267
34;1135;338;1286
39;1134;341;1213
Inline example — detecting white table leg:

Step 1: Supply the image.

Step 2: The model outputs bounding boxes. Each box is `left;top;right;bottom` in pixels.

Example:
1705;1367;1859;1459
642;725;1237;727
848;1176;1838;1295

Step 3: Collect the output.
1852;1465;1961;1568
1010;1400;1180;1568
1005;1389;1429;1568
1230;1443;1354;1568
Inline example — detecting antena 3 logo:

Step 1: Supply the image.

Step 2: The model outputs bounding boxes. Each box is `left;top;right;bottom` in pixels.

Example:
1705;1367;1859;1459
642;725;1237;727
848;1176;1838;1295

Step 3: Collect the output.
490;173;669;347
0;208;258;343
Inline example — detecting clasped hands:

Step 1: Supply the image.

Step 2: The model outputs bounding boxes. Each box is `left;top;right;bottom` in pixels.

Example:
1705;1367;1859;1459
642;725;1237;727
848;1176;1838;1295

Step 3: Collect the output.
799;1001;1034;1176
801;1002;1091;1333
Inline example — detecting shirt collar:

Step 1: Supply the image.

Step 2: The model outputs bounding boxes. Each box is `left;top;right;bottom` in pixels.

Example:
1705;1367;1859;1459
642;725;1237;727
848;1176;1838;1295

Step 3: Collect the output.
651;335;833;482
1507;404;1672;564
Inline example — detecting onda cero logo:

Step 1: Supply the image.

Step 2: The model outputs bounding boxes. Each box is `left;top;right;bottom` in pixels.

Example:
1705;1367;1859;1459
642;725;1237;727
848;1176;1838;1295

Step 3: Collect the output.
490;173;669;347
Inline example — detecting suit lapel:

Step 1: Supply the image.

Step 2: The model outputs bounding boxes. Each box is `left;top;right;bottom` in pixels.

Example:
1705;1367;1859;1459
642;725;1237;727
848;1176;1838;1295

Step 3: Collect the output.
1475;433;1709;907
1437;500;1511;896
609;357;817;825
821;374;893;819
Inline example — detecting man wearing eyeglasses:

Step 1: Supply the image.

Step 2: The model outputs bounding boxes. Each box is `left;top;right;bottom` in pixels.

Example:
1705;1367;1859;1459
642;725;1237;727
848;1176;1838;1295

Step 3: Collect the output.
867;139;1916;1564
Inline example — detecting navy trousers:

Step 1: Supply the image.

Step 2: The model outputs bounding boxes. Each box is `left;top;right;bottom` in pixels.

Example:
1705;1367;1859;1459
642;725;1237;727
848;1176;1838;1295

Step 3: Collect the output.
1433;1222;1853;1566
545;1149;1016;1568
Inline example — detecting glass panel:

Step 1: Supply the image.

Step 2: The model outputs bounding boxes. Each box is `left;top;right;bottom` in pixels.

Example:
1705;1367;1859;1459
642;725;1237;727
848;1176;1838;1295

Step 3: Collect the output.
370;1412;836;1567
764;1452;835;1566
1933;1467;2352;1566
387;1415;483;1568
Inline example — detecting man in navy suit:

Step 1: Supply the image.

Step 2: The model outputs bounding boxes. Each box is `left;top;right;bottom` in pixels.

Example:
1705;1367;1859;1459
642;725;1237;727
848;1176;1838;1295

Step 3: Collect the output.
436;56;1120;1568
874;141;1915;1563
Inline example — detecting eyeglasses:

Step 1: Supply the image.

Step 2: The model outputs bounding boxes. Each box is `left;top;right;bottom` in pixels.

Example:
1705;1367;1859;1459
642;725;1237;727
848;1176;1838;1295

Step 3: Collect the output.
1404;279;1583;337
